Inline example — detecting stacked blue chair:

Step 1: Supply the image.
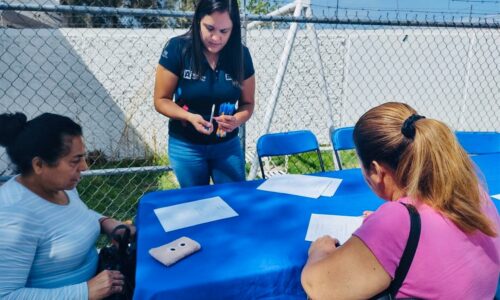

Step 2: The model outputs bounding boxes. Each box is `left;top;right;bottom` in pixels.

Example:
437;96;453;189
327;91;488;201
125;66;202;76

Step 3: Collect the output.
455;131;500;155
329;126;356;170
257;130;325;179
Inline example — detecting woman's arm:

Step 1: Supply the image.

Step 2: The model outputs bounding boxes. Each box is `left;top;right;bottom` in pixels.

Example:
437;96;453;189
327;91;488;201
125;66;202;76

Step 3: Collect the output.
301;235;391;299
214;75;255;133
153;65;213;135
0;210;90;300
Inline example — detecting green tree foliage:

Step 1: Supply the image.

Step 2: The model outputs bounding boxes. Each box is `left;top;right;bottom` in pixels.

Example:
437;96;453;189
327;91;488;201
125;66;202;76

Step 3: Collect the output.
244;0;279;15
62;0;160;27
62;0;280;28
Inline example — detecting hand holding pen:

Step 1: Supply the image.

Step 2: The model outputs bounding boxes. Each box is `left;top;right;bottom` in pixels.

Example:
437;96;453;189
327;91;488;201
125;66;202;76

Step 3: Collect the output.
188;114;213;135
205;104;215;132
308;235;341;258
187;104;214;135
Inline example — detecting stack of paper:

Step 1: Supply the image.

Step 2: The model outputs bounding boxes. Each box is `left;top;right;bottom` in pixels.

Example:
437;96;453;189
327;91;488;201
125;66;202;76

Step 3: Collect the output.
257;174;342;198
305;214;364;244
153;197;238;232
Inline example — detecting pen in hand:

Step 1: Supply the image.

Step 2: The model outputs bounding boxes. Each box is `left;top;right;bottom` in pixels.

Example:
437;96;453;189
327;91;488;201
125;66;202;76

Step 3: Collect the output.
209;104;215;124
206;104;215;131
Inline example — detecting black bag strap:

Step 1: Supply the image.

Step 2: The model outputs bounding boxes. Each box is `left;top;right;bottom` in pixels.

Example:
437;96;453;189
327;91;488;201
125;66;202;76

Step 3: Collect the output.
387;203;421;298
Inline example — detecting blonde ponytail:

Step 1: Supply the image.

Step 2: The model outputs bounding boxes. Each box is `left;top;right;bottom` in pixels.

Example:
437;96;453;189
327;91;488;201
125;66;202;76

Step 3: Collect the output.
354;102;496;237
399;119;495;236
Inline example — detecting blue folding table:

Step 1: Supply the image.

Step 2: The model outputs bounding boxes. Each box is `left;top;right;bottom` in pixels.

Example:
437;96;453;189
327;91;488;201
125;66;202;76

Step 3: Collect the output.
134;154;500;299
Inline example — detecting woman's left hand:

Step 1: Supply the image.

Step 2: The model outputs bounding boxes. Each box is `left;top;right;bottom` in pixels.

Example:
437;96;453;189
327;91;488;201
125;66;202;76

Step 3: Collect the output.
112;222;136;241
109;222;136;248
214;115;241;133
362;210;374;218
100;217;136;238
122;220;136;237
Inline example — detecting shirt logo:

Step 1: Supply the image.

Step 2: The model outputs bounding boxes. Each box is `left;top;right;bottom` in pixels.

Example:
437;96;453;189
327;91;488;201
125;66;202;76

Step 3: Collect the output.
182;69;205;81
161;49;168;59
183;70;192;80
225;74;232;81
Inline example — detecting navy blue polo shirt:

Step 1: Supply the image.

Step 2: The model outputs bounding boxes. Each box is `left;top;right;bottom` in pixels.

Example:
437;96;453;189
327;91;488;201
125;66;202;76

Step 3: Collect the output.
159;35;255;144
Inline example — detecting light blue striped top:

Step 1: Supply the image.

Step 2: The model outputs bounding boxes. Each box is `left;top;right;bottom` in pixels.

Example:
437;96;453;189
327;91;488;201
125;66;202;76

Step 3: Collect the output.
0;177;102;299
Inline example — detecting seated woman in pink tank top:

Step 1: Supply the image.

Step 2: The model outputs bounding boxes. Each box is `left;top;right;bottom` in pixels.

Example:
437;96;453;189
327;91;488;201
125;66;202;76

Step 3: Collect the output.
301;102;500;299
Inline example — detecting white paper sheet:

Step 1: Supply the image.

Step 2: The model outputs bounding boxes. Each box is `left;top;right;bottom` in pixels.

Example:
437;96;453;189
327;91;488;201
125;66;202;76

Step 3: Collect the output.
492;194;500;200
153;196;238;232
320;178;343;197
257;174;342;199
305;214;364;244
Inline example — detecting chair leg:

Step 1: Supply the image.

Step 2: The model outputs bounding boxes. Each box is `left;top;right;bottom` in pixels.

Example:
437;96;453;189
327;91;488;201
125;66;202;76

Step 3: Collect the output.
258;157;266;179
334;151;343;170
316;149;325;172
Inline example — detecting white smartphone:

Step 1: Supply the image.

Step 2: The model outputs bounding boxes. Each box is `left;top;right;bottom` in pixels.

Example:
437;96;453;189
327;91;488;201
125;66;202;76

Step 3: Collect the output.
149;236;201;267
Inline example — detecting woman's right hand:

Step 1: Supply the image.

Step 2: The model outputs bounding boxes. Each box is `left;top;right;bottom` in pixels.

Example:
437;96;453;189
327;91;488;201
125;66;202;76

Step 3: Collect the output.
188;114;213;135
88;270;124;300
308;235;340;257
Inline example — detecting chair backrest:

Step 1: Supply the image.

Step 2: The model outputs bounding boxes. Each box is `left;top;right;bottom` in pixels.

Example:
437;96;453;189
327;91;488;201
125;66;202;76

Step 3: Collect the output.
455;131;500;155
256;130;325;178
329;126;355;170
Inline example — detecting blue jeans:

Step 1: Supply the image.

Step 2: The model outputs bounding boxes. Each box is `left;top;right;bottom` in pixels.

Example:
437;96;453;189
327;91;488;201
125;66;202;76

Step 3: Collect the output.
168;136;246;188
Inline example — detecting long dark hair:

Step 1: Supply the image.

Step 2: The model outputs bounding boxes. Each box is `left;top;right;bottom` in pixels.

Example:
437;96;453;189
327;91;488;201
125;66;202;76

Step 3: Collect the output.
0;112;82;175
183;0;243;84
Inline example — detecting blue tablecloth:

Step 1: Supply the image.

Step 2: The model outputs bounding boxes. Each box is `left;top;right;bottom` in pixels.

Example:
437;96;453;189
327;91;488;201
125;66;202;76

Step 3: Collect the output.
473;154;500;211
134;154;500;300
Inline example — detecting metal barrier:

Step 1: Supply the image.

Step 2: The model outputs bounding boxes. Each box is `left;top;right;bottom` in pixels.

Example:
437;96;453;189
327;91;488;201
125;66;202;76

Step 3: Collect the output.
1;1;498;220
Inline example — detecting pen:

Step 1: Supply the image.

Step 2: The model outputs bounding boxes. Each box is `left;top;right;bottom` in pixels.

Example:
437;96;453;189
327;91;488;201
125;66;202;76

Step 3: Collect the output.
205;104;215;132
209;104;215;124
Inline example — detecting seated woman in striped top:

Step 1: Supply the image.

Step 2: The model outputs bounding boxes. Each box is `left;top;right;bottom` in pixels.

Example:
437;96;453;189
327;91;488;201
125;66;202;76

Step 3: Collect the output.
0;112;135;300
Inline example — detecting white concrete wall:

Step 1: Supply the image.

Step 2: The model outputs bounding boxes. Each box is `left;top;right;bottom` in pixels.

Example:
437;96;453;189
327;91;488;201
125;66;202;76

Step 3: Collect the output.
1;27;499;173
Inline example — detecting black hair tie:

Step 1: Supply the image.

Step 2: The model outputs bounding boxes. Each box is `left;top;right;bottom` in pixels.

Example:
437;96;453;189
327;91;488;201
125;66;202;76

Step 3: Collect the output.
401;114;425;139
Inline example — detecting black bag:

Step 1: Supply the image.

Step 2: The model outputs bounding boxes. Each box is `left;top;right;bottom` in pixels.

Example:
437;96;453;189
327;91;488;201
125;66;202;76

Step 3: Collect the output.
371;203;421;300
97;224;137;300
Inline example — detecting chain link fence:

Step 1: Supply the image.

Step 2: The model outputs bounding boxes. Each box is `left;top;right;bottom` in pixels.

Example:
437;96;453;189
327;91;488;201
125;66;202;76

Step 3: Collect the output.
1;2;499;221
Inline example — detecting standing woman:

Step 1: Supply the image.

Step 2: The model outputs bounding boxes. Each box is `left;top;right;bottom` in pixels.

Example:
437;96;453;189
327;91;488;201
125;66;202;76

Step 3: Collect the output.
0;112;135;300
154;0;255;188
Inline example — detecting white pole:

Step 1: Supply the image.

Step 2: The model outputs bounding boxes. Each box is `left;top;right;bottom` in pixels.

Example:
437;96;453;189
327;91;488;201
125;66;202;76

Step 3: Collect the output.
246;2;297;30
305;4;337;169
241;0;247;155
248;0;305;179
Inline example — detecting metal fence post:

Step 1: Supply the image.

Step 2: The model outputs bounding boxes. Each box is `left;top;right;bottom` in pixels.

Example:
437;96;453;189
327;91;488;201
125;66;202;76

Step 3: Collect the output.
248;0;306;179
240;0;248;164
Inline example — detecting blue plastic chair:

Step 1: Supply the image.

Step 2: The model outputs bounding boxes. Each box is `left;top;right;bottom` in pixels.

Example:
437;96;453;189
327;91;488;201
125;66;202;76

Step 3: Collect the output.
257;130;325;179
329;126;356;170
455;131;500;155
